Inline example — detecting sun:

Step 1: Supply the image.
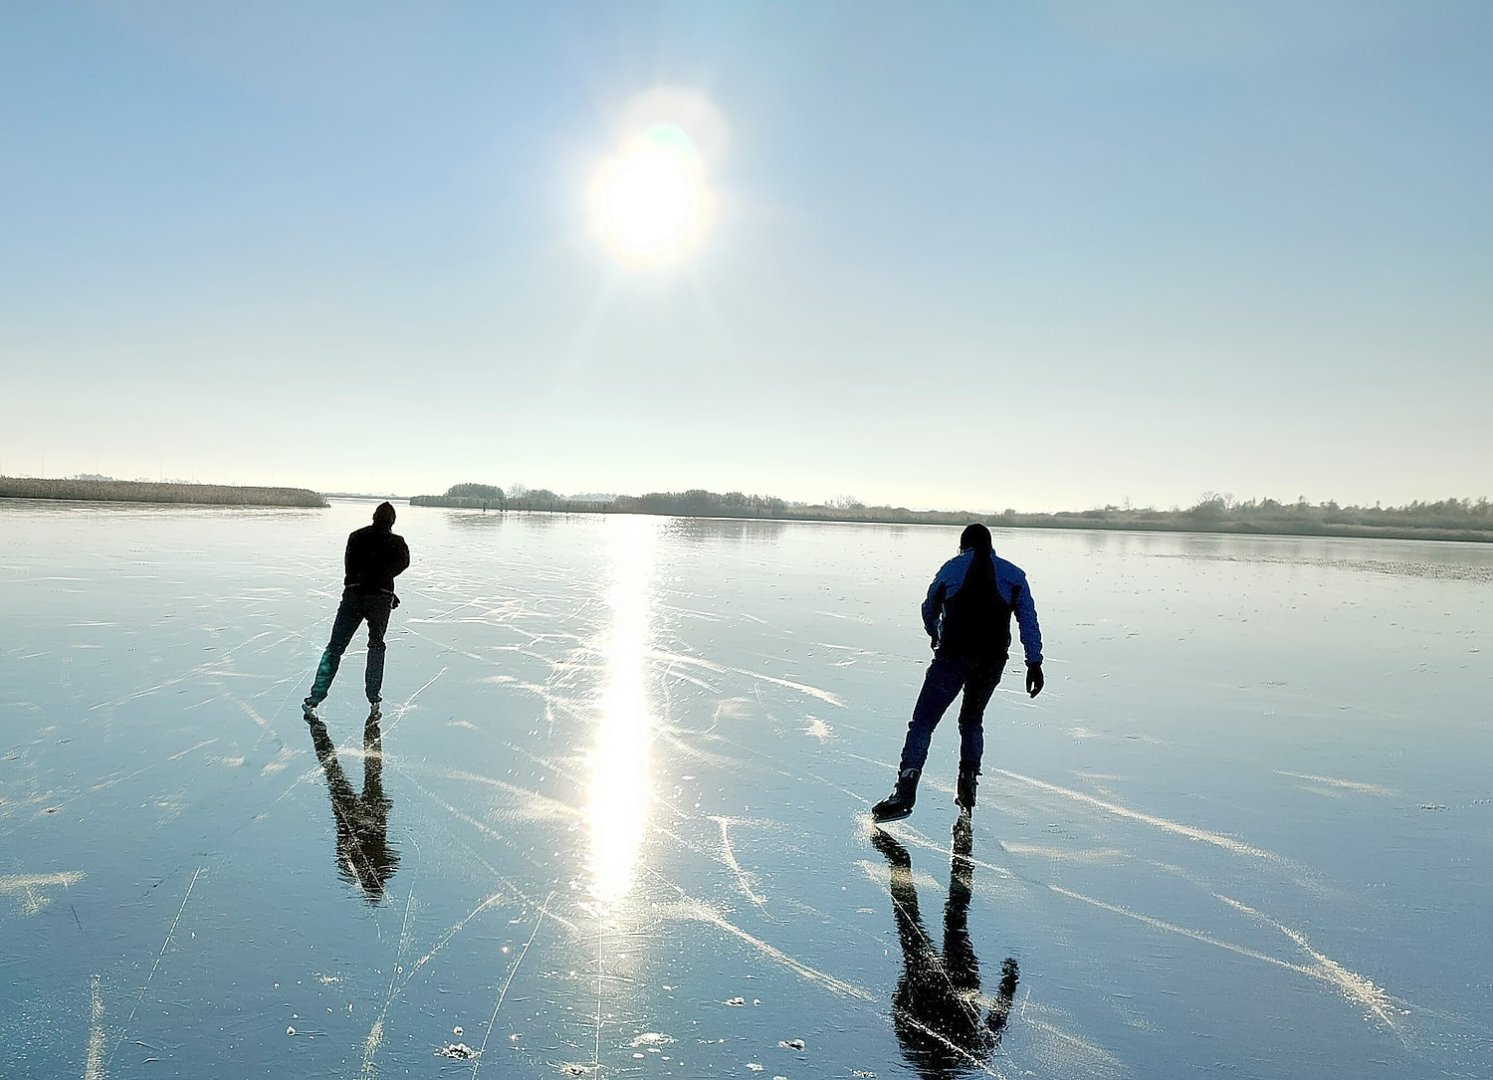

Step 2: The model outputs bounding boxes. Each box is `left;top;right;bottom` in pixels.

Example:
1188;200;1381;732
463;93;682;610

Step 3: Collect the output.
591;100;720;267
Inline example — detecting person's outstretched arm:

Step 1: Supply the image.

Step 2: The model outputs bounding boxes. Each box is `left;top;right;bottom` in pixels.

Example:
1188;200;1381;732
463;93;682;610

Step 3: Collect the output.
1010;574;1044;697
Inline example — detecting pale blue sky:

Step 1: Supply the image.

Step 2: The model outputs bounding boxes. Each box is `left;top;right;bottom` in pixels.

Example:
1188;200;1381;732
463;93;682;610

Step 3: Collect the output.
2;1;1489;510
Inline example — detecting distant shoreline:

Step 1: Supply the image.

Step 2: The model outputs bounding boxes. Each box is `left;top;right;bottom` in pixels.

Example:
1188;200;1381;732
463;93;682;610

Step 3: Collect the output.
410;498;1493;545
0;477;326;508
6;479;1485;542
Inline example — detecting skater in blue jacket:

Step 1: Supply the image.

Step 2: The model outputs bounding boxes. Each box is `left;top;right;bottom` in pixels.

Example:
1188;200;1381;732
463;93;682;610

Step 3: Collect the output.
872;523;1044;822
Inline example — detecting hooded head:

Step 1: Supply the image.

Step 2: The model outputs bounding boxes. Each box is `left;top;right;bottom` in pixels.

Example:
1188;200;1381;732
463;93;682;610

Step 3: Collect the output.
959;522;992;553
373;502;397;529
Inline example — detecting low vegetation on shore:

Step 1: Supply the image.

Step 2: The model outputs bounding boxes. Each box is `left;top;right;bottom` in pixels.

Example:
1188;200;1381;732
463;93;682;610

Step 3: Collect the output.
410;484;1493;543
0;477;327;508
409;483;508;510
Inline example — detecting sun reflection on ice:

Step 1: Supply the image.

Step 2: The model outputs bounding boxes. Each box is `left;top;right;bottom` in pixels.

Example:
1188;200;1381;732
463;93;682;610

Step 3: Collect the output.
587;516;660;908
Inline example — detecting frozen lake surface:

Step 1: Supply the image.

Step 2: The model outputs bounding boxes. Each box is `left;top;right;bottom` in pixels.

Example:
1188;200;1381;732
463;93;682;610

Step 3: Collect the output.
3;500;1492;1079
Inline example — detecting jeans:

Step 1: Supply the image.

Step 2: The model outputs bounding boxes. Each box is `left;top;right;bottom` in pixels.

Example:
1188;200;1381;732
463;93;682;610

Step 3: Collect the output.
308;590;394;705
897;653;1004;774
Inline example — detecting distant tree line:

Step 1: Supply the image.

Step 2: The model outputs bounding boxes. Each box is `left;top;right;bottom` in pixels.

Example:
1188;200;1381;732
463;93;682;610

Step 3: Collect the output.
1019;493;1493;539
409;482;1493;543
614;489;790;516
412;485;793;516
0;477;326;508
410;482;508;510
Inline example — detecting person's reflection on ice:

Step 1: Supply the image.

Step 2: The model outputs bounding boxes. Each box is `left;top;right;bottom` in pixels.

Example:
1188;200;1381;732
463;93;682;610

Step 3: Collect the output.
872;821;1019;1078
306;715;400;902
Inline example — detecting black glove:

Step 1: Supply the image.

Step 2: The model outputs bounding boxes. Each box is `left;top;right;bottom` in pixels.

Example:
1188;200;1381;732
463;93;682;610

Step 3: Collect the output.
391;593;401;610
1025;663;1044;698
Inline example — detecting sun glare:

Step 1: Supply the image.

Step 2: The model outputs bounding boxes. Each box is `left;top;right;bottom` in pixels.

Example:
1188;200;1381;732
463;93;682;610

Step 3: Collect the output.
590;90;724;267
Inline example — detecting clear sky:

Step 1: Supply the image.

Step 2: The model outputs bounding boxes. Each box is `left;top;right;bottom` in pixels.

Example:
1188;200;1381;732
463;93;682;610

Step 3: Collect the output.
2;2;1489;511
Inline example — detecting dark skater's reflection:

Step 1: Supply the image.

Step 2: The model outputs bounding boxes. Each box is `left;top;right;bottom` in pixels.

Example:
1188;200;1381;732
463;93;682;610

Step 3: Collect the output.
872;822;1019;1078
306;715;400;902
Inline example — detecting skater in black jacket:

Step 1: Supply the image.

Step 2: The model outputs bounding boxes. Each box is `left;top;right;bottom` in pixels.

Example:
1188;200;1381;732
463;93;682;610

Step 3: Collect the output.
302;502;410;720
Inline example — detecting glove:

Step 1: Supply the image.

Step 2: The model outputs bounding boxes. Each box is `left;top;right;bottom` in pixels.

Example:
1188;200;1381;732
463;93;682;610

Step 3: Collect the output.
1025;663;1044;699
391;593;401;610
929;635;939;652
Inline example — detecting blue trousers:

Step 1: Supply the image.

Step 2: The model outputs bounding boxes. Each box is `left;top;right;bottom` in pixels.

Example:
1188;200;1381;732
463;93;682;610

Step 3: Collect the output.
308;590;393;706
897;654;1003;774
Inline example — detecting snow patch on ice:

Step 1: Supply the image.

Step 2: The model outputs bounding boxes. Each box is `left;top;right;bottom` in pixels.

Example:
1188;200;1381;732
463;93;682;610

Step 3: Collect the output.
804;717;835;742
1275;771;1398;798
1215;893;1403;1035
0;870;85;914
994;768;1282;862
84;975;105;1080
660;901;872;1001
1002;843;1126;865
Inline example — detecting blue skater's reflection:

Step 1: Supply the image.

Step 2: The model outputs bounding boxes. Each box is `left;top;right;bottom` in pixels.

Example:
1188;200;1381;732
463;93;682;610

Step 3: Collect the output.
305;715;400;902
872;822;1019;1079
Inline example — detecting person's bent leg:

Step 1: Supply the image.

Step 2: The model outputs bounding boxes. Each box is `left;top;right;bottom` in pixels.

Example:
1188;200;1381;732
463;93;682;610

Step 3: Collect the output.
873;657;966;822
954;661;1001;809
954;661;1001;770
899;656;966;773
308;593;363;706
363;595;393;705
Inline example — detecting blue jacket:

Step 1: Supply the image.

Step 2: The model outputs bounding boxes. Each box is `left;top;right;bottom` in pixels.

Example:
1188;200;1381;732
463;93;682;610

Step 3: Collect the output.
922;549;1043;666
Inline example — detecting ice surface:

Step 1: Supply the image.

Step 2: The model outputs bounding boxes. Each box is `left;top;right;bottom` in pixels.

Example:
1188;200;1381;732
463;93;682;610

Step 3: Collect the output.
2;499;1492;1078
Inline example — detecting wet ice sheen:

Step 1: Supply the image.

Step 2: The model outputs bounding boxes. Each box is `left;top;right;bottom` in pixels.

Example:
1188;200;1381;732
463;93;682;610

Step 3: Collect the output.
2;500;1492;1078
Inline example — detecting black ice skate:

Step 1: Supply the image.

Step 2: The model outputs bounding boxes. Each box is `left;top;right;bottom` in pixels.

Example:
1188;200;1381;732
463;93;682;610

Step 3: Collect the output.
872;768;920;823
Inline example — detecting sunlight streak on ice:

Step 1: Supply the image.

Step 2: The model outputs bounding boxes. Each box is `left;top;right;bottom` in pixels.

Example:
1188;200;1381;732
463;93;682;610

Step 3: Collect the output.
588;517;659;907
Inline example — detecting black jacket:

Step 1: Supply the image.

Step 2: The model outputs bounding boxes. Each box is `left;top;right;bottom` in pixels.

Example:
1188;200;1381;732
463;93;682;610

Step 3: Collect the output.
343;524;410;594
